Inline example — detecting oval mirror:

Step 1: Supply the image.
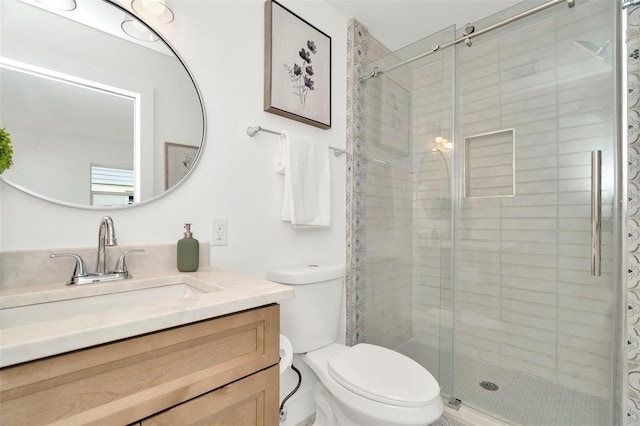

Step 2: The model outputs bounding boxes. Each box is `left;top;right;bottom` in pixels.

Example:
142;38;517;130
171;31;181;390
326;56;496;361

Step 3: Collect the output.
0;0;205;208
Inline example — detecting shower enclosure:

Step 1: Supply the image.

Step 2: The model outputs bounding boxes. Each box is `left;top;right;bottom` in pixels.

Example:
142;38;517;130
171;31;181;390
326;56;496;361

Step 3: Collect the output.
348;0;624;424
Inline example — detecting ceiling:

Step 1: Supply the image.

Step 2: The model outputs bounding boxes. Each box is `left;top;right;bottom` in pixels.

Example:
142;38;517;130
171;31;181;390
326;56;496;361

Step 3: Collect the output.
326;0;521;51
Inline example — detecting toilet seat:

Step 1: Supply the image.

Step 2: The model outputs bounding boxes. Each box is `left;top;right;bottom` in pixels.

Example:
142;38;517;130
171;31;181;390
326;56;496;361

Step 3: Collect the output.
327;343;440;408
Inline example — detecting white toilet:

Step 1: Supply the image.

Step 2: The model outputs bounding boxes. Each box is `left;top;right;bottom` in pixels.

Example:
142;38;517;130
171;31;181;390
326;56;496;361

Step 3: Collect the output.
268;264;443;426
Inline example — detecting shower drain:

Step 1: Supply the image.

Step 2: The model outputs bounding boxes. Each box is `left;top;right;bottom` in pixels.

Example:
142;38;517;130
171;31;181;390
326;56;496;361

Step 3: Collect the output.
479;381;499;391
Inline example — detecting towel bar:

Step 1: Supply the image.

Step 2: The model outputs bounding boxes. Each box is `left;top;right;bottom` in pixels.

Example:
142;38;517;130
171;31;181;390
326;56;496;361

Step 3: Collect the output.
247;126;348;157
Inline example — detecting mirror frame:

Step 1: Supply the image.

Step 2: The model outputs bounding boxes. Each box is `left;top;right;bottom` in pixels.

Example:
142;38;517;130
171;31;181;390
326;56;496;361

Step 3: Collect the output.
0;0;206;209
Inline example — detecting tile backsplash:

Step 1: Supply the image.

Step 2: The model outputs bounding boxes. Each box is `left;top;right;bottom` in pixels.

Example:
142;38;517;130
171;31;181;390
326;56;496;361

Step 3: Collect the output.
0;243;210;289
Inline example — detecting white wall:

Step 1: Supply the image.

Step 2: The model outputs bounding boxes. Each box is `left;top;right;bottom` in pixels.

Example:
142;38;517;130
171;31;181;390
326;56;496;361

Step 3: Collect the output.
0;0;348;280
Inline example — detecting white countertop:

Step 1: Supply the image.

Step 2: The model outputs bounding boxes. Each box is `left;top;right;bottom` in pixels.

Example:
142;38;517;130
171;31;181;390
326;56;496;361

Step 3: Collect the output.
0;268;294;368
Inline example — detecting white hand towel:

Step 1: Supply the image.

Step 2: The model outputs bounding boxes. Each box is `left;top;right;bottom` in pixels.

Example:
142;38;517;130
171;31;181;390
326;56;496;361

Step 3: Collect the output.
278;131;331;228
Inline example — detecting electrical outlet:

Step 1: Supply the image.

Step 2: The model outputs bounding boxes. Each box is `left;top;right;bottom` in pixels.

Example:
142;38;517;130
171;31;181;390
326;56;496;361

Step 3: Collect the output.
211;218;227;246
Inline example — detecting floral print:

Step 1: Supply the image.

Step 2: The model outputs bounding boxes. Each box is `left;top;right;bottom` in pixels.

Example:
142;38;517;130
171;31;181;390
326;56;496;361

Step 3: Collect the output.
285;40;318;107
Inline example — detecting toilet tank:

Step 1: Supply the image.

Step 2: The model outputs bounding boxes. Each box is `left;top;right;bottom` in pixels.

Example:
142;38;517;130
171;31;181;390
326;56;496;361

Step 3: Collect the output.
267;264;345;354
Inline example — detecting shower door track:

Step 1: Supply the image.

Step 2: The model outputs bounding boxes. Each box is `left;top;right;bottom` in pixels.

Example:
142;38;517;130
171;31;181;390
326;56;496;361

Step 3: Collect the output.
360;0;576;82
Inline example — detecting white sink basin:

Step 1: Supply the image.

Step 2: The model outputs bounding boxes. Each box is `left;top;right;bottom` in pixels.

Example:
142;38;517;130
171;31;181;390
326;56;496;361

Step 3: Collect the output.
0;276;220;330
0;268;294;369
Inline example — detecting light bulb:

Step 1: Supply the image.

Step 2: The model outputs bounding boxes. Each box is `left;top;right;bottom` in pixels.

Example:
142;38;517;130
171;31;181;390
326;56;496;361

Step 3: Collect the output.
121;18;160;42
140;0;164;14
131;0;174;24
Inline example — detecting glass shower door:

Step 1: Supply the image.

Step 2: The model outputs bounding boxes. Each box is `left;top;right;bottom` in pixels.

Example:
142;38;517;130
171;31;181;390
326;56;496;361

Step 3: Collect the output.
451;1;620;424
360;24;457;398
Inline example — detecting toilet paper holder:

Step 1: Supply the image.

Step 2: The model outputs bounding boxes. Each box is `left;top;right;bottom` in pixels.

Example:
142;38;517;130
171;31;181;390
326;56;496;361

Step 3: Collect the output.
279;334;293;374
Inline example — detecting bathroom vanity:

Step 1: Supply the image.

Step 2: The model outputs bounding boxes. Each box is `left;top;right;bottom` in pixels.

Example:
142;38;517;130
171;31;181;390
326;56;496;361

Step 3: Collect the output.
0;269;293;425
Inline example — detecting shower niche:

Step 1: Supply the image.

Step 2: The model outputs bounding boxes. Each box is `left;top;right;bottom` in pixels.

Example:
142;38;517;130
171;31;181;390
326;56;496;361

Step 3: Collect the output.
463;129;515;198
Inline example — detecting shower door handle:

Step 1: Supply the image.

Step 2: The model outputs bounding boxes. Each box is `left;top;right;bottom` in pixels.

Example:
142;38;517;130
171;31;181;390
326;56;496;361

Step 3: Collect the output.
591;150;601;276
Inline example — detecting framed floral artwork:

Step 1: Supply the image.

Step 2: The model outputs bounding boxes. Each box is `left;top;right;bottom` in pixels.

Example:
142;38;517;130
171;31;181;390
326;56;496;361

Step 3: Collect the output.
165;142;197;190
264;0;331;129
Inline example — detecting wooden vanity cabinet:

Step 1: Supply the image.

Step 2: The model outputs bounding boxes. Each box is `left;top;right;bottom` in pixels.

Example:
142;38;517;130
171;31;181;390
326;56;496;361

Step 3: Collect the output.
0;304;280;425
138;365;279;425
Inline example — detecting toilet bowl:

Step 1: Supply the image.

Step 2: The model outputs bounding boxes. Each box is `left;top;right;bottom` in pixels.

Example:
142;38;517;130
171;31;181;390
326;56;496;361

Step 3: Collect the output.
303;343;443;426
268;264;444;426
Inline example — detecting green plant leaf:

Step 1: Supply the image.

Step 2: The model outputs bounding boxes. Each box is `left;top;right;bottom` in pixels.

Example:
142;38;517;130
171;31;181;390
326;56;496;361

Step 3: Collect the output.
0;128;14;174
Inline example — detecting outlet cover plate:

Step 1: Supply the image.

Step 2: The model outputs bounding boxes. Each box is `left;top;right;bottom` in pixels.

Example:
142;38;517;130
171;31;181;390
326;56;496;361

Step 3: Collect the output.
211;218;227;246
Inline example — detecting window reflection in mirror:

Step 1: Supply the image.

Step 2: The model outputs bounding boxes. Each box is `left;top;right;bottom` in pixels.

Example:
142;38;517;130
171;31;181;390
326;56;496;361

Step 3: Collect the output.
91;165;135;207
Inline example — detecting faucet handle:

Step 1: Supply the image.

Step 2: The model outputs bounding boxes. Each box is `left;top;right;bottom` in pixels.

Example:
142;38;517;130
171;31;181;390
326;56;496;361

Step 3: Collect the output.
114;249;145;277
50;253;88;285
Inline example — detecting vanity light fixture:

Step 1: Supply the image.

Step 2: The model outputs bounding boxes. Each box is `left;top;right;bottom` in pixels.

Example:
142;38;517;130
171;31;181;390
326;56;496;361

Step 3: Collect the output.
36;0;76;11
131;0;174;24
121;15;160;42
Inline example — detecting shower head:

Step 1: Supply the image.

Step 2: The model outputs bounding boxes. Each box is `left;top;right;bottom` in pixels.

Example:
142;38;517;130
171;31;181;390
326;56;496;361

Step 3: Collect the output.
574;40;611;64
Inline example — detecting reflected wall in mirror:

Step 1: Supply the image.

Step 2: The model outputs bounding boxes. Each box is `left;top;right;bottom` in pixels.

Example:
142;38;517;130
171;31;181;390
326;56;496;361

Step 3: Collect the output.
0;0;205;208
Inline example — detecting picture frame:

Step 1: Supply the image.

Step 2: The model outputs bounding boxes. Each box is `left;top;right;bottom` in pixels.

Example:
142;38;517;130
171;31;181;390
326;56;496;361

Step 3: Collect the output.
165;142;198;190
264;0;331;129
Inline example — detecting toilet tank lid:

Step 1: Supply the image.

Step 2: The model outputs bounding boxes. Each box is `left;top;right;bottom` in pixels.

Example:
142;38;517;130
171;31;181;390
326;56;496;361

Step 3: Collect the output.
267;264;345;285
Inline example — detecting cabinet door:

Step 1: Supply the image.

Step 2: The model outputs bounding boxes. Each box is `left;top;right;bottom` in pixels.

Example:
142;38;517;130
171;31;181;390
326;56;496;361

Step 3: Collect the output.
140;366;279;426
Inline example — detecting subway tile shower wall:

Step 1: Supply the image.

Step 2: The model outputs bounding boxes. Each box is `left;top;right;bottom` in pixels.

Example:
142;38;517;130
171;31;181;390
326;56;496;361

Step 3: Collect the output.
359;34;415;349
412;3;616;400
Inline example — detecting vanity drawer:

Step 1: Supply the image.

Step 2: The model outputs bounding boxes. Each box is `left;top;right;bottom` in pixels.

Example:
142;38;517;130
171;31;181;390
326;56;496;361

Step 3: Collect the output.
140;365;279;426
0;304;279;425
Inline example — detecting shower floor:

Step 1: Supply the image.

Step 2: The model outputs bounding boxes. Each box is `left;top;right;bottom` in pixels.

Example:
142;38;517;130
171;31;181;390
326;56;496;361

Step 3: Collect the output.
396;339;609;426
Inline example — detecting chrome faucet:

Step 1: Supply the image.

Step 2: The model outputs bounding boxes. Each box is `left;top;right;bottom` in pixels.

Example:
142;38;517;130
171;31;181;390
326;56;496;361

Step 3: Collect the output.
50;216;144;285
95;215;117;275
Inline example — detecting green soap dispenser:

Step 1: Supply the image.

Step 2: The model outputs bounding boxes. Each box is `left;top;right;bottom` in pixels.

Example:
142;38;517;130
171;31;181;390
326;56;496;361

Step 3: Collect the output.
177;223;199;272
